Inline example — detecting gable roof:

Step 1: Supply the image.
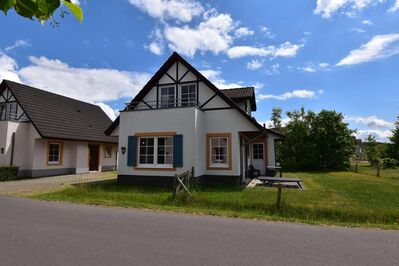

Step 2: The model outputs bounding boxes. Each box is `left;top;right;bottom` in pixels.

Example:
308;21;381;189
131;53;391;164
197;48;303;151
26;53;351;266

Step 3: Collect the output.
221;87;256;111
0;80;117;143
105;52;283;138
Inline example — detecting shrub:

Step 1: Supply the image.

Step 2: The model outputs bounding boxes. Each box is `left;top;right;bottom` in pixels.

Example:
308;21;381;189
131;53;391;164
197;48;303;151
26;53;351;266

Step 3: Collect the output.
0;165;19;181
382;158;398;169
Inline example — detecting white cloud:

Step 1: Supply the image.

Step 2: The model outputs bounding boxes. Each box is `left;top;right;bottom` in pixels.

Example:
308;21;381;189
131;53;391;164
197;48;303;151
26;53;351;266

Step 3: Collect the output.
263;117;291;128
0;54;151;120
145;28;165;55
354;129;393;142
388;0;399;12
200;69;264;90
147;42;164;55
199;69;221;80
4;40;30;52
314;0;385;18
19;56;151;103
350;28;366;33
96;102;118;121
257;89;322;101
0;53;21;82
128;0;203;22
362;19;374;25
300;66;317;72
260;26;276;39
337;34;399;66
299;62;330;72
345;115;394;128
319;62;330;68
227;42;303;59
266;63;280;75
165;12;235;57
247;59;263;70
234;27;254;38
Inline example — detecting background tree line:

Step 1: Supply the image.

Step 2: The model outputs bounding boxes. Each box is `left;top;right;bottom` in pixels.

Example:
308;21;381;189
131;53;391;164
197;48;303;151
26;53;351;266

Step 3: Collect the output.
271;108;399;171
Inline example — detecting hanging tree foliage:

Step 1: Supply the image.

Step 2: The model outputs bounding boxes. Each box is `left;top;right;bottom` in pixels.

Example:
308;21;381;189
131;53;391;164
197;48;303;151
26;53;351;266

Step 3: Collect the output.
0;0;83;23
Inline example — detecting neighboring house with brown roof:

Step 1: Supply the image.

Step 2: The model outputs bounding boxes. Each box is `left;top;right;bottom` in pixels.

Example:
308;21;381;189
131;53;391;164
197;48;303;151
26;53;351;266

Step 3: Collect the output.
0;80;118;178
106;52;283;186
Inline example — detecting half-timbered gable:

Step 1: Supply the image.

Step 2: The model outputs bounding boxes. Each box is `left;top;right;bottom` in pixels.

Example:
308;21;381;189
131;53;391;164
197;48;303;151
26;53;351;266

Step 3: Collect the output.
0;86;29;122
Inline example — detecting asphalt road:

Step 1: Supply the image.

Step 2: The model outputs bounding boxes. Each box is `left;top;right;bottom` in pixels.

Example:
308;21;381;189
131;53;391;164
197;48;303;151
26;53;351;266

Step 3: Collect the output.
0;196;398;266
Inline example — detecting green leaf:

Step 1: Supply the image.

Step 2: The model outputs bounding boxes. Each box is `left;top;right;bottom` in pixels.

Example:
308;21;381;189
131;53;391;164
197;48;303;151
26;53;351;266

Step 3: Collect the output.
62;0;82;23
14;0;38;19
0;0;16;14
36;0;60;21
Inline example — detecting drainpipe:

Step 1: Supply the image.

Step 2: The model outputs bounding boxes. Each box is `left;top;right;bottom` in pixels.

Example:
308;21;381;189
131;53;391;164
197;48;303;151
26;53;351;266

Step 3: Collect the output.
10;132;15;166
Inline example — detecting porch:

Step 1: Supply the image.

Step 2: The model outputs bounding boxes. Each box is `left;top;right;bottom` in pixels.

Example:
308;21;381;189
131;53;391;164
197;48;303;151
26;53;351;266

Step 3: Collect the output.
239;131;278;181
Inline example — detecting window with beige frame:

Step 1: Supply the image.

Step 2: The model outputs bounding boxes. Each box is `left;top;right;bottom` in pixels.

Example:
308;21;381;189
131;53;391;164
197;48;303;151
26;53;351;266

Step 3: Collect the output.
47;142;63;165
206;133;232;170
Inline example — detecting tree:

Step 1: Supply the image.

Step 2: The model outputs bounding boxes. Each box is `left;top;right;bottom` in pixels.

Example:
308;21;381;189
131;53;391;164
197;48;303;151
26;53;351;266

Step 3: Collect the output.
364;135;380;165
0;0;83;23
271;107;283;130
310;110;354;169
389;115;399;160
279;108;354;171
279;108;317;170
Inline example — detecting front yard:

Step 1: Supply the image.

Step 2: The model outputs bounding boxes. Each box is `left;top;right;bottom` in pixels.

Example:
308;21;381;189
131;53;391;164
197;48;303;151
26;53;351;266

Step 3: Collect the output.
30;171;399;229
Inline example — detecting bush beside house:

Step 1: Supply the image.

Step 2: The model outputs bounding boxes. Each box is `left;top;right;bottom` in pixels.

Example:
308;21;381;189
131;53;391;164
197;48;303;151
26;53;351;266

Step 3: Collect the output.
0;166;20;181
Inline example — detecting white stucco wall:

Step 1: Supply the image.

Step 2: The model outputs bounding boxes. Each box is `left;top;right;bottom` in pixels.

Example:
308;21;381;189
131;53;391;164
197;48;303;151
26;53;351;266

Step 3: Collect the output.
118;107;197;177
0;121;37;170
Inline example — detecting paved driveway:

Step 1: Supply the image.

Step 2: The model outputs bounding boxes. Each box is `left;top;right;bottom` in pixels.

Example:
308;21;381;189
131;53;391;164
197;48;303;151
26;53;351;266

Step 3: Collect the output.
0;172;116;195
0;196;398;266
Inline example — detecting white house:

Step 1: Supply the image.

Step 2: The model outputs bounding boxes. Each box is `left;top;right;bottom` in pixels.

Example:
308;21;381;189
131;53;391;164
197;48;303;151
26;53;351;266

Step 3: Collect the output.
0;80;118;178
106;52;283;185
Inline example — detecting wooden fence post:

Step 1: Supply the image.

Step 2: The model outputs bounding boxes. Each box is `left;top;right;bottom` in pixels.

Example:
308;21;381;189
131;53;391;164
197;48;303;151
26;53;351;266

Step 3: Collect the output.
276;186;282;209
173;174;177;199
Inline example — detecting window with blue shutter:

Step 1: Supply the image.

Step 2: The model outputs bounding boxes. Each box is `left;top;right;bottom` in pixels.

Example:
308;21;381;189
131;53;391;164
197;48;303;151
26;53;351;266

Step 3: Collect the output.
173;134;183;167
127;136;137;166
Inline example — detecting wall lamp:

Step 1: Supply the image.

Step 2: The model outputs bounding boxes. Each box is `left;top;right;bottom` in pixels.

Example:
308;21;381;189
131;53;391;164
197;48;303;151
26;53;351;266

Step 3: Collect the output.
121;147;126;155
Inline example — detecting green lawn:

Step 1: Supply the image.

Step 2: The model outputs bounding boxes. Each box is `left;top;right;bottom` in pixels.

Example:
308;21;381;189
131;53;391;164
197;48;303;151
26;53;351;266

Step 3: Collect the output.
30;171;399;229
351;161;399;179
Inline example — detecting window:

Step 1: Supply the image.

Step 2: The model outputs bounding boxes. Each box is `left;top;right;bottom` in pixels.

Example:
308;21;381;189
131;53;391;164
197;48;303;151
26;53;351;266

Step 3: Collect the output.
0;103;6;120
47;142;62;165
252;143;264;160
0;102;17;121
104;145;112;158
160;86;175;108
181;84;196;107
138;136;173;168
207;133;231;169
7;102;17;120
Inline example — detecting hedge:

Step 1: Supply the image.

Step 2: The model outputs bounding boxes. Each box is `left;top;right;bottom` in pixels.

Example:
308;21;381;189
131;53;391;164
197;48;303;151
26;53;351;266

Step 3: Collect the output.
0;165;19;181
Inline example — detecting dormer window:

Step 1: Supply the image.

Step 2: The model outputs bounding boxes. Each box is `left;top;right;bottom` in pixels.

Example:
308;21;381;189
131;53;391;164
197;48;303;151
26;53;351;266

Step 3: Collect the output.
0;102;18;121
160;86;175;108
181;84;196;107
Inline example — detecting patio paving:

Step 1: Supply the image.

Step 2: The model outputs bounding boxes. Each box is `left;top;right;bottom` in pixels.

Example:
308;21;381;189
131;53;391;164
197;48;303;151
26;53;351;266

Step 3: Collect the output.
0;172;117;196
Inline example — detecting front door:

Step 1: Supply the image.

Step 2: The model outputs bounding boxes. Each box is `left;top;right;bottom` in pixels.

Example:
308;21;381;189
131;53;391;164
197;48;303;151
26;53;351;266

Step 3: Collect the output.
252;143;265;175
89;144;100;171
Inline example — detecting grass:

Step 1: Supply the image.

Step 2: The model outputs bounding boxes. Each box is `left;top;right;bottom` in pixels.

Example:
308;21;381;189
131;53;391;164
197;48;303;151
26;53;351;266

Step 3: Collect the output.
30;171;399;230
351;161;399;179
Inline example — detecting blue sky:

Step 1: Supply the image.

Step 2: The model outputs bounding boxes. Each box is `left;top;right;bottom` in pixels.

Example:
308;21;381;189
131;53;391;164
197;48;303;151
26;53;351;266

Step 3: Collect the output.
1;0;398;141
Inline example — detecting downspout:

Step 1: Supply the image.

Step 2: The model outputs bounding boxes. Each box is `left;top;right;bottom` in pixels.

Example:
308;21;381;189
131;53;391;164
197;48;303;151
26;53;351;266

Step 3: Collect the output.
10;132;15;166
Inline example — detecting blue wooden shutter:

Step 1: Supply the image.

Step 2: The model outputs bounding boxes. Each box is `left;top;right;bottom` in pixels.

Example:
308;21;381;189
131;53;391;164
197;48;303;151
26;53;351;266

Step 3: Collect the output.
173;135;183;168
127;136;137;166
